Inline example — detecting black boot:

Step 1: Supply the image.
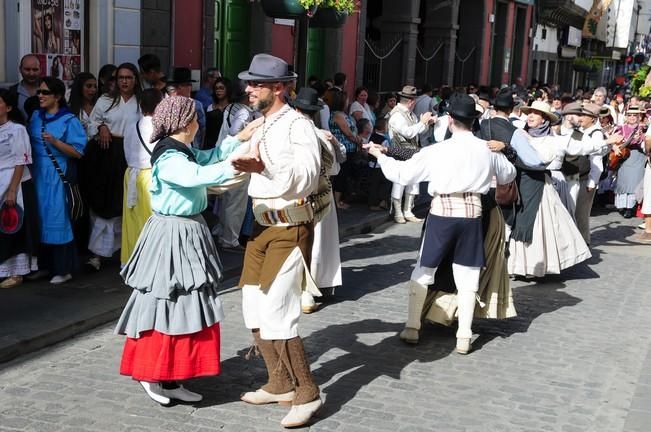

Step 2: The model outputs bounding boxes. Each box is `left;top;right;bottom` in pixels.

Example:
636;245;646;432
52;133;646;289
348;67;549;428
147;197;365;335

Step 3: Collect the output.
624;208;634;219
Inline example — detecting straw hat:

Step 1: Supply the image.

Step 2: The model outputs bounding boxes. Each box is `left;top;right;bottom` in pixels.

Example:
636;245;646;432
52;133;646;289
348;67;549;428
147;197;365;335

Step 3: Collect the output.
521;101;559;123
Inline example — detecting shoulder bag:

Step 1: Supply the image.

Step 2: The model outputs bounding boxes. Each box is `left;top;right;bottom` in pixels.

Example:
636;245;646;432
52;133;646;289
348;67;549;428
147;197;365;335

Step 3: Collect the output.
41;117;84;222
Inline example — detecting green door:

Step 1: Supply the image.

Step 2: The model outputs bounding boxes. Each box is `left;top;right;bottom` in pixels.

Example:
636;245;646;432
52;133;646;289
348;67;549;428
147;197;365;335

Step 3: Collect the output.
306;28;325;80
215;0;251;80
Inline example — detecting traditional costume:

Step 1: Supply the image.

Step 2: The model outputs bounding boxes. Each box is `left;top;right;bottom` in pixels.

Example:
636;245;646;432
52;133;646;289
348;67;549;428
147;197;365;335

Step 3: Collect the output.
0;120;39;286
613;106;646;218
120;116;156;265
28;108;87;281
237;54;322;428
374;94;516;354
86;94;140;263
387;86;428;224
115;96;242;405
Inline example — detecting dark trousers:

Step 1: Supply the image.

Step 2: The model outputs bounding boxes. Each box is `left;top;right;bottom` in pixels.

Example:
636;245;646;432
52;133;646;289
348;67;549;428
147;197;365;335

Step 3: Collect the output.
367;168;390;206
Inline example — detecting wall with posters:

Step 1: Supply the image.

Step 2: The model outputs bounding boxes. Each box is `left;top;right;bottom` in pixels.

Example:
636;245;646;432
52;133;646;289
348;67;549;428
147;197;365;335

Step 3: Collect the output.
30;0;83;85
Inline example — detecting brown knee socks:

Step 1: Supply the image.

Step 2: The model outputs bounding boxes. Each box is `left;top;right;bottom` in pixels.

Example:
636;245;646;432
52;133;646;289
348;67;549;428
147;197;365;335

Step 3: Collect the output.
278;337;320;405
252;330;294;395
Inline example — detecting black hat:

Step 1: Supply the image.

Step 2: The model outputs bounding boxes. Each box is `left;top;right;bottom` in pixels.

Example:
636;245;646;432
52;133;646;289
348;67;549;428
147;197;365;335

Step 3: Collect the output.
447;93;483;120
493;89;515;109
238;54;298;82
290;87;324;112
167;67;196;84
478;91;492;103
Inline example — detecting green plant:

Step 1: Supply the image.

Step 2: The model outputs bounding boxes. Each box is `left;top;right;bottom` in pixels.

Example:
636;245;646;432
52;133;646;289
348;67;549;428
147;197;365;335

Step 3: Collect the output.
573;57;592;67
639;85;651;98
631;65;650;96
298;0;356;14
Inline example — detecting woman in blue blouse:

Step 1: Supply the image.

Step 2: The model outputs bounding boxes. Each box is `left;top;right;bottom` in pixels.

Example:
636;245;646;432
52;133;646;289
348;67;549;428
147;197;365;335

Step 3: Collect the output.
28;77;87;284
114;96;262;406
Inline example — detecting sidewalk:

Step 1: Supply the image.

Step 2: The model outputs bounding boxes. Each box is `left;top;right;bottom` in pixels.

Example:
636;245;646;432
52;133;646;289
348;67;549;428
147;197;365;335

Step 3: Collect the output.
0;203;397;364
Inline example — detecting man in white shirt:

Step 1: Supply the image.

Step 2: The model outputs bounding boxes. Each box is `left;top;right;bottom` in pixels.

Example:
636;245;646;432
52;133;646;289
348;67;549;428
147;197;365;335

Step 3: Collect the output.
366;93;516;355
231;54;322;428
387;85;436;223
571;102;610;245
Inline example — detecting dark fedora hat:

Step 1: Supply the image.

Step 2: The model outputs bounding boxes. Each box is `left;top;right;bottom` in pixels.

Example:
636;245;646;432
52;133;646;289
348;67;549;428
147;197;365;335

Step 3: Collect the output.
167;67;196;84
447;93;482;120
290;87;324;112
493;89;515;109
238;54;298;82
0;202;23;235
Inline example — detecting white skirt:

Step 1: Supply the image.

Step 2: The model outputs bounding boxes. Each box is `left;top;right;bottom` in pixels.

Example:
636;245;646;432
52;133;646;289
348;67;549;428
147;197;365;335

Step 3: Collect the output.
508;178;591;277
641;165;651;215
88;212;121;257
310;192;342;289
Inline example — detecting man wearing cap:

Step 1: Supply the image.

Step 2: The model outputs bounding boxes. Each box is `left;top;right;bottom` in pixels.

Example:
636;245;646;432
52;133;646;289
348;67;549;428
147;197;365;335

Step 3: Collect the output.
166;67;206;149
365;93;516;354
387;85;436;224
231;54;322;428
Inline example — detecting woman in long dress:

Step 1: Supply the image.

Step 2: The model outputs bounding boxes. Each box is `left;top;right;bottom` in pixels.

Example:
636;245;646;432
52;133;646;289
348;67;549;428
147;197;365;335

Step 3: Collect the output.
0;90;39;288
613;106;647;218
507;101;591;277
27;77;87;284
120;89;163;265
115;96;262;405
84;63;142;270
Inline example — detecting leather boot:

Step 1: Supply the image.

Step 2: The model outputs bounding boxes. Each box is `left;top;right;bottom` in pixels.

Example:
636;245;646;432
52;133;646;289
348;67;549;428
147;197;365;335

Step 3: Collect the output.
279;337;321;428
399;280;428;344
403;194;423;222
392;198;406;224
241;331;295;405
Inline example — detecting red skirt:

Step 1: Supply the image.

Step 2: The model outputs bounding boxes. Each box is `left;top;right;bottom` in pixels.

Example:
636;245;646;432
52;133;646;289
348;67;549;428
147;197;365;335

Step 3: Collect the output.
120;323;221;382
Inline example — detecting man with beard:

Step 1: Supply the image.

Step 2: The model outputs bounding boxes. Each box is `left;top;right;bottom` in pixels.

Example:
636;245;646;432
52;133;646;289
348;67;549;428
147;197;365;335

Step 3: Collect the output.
231;54;322;428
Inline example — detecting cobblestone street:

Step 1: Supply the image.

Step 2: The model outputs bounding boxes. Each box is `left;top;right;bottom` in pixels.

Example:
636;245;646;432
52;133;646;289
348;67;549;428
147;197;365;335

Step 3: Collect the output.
1;210;651;432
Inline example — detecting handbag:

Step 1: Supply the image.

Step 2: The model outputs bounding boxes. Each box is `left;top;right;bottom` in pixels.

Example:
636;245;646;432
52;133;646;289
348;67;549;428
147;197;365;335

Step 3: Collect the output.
41;125;84;222
487;118;519;206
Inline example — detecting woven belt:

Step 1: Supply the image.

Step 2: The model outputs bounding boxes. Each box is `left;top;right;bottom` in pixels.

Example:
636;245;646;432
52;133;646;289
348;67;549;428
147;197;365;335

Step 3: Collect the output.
252;197;314;226
430;192;482;218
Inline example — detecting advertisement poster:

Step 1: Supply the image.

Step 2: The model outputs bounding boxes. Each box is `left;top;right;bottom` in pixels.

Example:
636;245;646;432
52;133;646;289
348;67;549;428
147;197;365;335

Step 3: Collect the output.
31;0;83;84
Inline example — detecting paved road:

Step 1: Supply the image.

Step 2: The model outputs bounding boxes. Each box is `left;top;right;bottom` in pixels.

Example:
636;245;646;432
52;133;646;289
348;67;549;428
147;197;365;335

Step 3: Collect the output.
1;209;651;432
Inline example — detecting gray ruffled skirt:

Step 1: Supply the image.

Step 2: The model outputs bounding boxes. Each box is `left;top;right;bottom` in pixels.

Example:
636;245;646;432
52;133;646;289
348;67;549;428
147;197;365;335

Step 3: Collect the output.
115;213;225;338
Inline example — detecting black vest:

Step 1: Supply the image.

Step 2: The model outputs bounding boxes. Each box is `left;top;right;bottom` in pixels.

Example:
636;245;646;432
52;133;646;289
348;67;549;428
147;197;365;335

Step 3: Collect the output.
479;117;517;143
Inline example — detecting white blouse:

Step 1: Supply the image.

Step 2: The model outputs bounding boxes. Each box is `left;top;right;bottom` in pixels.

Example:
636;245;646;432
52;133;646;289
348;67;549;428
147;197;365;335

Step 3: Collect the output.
88;94;141;137
0;121;32;181
123;116;156;169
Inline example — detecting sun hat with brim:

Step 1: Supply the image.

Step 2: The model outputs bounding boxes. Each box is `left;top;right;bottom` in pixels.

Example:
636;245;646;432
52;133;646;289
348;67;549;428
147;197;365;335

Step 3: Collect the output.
238;54;298;82
397;85;418;99
0;202;23;235
599;106;612;118
626;105;645;115
290;87;324;112
521;101;559;123
447;93;483;120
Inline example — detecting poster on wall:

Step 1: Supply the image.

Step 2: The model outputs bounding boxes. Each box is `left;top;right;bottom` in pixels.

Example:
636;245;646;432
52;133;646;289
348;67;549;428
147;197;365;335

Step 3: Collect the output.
31;0;83;85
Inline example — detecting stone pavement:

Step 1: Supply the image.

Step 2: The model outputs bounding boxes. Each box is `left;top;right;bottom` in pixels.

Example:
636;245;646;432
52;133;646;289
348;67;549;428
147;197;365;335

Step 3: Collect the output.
1;209;651;432
0;203;393;364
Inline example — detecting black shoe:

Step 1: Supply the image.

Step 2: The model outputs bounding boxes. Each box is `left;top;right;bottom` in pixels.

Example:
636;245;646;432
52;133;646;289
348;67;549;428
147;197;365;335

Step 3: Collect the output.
623;209;634;219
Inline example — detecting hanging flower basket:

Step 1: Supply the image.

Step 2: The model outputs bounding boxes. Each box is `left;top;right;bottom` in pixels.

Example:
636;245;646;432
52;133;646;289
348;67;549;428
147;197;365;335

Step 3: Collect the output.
260;0;317;19
309;7;349;28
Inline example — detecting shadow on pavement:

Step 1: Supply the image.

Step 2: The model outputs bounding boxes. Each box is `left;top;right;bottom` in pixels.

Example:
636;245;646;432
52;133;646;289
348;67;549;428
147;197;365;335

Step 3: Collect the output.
305;319;454;420
470;280;582;353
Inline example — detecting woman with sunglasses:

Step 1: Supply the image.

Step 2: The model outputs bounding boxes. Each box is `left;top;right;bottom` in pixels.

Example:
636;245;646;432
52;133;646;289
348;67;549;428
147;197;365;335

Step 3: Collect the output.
204;77;231;149
85;63;142;271
27;77;87;284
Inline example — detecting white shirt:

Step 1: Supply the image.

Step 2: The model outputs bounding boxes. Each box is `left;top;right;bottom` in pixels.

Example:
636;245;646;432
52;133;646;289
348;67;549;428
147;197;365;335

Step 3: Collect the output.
349;101;374;125
318;101;331;131
248;105;321;200
580;122;607;189
0;121;32;181
123;116;156;169
377;130;516;195
388;103;427;144
88;94;141;137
